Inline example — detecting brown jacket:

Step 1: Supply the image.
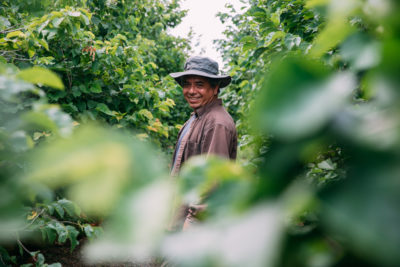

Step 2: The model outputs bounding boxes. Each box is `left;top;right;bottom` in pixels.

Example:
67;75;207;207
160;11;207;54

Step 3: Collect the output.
171;98;237;176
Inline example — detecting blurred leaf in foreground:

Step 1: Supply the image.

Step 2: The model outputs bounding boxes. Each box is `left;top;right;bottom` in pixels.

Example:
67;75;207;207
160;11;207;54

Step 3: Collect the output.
24;124;168;217
17;66;64;90
162;204;284;267
178;156;253;219
321;149;400;266
83;179;174;263
253;55;356;141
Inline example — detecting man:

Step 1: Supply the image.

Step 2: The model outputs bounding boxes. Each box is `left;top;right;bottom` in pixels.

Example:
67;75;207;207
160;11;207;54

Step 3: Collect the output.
169;56;237;230
170;56;237;176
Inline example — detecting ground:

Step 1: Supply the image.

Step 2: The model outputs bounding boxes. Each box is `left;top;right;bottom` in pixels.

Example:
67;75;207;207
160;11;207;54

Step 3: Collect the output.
13;238;162;267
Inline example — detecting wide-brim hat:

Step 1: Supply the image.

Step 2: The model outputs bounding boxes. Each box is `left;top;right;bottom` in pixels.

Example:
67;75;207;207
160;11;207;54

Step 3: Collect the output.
170;56;231;88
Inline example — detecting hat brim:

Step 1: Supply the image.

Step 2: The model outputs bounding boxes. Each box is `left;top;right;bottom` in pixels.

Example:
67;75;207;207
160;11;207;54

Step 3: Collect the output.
170;70;231;88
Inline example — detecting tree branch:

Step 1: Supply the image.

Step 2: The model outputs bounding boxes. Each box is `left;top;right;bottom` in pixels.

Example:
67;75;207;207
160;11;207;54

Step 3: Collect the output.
0;27;25;35
15;232;33;256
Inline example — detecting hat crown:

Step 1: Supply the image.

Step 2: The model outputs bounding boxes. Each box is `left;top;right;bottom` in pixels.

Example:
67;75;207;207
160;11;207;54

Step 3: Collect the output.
184;56;219;76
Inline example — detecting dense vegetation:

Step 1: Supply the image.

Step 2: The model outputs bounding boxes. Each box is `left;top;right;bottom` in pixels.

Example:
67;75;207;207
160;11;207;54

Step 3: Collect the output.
1;0;399;266
1;0;191;153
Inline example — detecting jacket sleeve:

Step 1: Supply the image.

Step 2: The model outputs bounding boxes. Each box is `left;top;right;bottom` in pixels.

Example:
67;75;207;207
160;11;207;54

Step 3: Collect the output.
201;123;234;158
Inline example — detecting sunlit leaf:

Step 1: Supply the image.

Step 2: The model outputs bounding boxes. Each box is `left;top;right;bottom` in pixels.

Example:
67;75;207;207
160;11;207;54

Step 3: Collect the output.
138;109;154;120
241;36;257;51
6;31;25;39
17;67;64;90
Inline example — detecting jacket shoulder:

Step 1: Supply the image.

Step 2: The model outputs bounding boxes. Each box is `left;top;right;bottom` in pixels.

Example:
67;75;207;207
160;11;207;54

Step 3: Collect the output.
204;105;236;131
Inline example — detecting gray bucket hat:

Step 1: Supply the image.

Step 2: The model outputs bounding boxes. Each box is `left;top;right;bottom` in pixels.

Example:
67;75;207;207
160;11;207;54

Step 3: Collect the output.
170;56;231;88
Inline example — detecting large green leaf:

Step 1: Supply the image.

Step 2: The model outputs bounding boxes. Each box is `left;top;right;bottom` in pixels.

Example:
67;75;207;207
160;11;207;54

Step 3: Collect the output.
241;36;257;51
321;152;400;265
96;103;114;116
253;56;356;140
17;67;64;90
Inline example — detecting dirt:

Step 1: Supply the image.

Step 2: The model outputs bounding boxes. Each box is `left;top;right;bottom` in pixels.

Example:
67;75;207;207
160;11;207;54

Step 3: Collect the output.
13;238;162;267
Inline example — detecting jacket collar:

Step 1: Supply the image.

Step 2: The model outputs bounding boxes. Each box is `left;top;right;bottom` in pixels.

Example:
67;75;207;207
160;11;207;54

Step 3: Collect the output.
193;98;222;118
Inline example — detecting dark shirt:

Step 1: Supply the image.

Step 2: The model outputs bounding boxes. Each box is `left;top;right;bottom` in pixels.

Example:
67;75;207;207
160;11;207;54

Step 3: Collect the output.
171;98;237;175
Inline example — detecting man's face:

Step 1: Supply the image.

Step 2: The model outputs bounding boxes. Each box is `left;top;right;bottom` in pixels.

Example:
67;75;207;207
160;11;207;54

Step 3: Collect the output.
182;76;218;109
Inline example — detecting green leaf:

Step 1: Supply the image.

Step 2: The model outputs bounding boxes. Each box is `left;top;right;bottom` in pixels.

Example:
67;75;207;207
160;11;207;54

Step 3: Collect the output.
253;56;356;140
52;17;64;28
284;34;301;50
138;109;154;120
81;14;90;25
271;11;280;26
96;103;114;116
79;84;90;94
37;253;45;264
0;16;11;30
38;39;49;51
53;203;65;218
87;100;98;109
46;204;55;215
241;36;257;51
58;230;68;243
90;82;102;93
66;225;80;251
28;48;36;58
266;31;285;47
83;224;94;238
310;17;353;57
68;11;81;17
321;157;400;265
43;227;57;244
58;199;81;217
6;31;25;39
149;62;157;69
239;80;249;88
84;225;103;241
17;67;64;90
72;86;82;97
317;159;335;170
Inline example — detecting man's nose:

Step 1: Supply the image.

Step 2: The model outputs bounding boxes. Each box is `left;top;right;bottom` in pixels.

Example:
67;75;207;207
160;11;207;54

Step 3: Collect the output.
188;84;196;93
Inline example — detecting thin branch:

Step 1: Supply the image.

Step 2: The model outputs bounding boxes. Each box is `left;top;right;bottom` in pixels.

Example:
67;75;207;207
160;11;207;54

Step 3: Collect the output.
13;58;33;62
22;209;45;230
41;212;83;228
15;233;33;256
61;48;73;89
60;220;81;226
0;27;25;35
0;49;19;53
0;254;5;266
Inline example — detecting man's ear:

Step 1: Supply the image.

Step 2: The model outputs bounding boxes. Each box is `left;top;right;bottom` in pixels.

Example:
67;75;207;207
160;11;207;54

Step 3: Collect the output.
214;84;220;96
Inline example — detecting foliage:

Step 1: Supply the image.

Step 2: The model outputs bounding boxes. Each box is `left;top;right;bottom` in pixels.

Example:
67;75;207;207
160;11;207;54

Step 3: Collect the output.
216;0;323;134
1;0;400;266
212;0;400;266
0;62;84;265
0;0;191;153
0;0;192;264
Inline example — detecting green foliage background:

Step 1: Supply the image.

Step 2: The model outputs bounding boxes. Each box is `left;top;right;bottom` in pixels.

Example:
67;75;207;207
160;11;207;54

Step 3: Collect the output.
1;0;191;153
1;0;400;266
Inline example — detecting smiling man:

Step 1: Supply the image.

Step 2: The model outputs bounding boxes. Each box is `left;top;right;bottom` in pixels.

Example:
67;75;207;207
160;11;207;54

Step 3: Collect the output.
169;56;237;176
